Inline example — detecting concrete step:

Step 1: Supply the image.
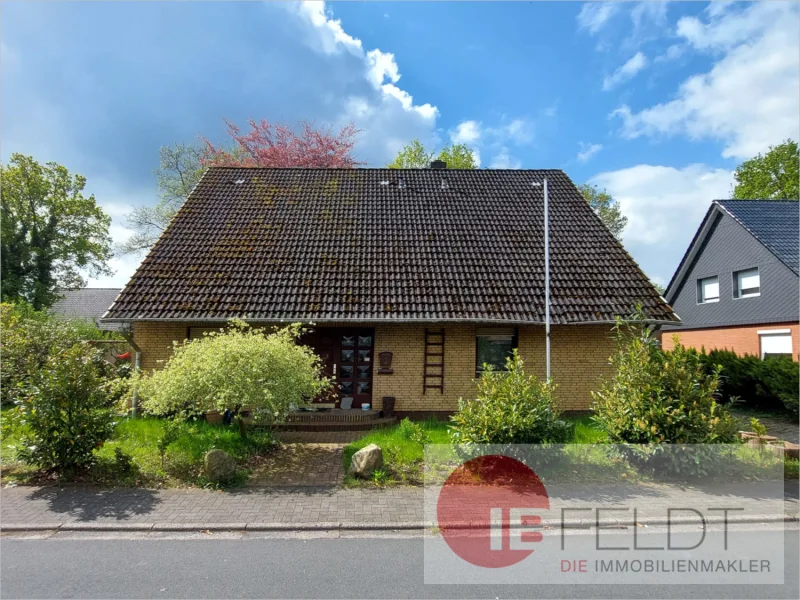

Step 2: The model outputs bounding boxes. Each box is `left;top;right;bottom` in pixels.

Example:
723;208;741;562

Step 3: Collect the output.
286;409;383;424
275;417;398;432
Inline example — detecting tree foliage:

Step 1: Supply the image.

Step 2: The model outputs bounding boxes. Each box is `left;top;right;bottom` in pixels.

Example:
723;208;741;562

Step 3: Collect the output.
577;183;628;240
1;154;113;309
120;144;205;254
121;119;363;255
387;139;478;169
450;351;570;445
139;322;330;430
733;139;799;200
203;118;363;168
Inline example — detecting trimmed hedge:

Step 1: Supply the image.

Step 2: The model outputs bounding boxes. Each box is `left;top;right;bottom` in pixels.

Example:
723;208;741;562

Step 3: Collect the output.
690;349;798;416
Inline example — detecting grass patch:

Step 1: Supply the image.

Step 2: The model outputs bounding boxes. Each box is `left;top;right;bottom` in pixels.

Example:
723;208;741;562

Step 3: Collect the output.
568;415;609;444
1;413;277;488
343;419;450;486
343;416;610;486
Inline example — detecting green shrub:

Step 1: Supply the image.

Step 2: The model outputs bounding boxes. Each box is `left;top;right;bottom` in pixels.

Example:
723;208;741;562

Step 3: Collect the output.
450;351;569;445
397;417;430;445
1;301;120;407
592;326;739;445
16;343;116;475
139;321;330;432
695;349;798;416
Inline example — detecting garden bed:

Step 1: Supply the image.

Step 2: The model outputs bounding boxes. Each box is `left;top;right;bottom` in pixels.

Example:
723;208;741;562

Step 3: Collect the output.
1;415;277;488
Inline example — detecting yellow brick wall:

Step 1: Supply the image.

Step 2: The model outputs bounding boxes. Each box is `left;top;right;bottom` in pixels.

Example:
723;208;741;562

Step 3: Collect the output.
133;322;616;412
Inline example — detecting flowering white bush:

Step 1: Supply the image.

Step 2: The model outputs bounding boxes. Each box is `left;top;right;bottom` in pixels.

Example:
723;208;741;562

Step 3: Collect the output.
140;321;329;427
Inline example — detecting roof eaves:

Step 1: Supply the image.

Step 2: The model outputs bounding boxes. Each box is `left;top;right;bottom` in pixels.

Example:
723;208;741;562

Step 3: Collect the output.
664;202;724;304
715;199;800;275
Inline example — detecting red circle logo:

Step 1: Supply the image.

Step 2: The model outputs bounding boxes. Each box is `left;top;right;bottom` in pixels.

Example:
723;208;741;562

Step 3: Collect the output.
436;454;549;568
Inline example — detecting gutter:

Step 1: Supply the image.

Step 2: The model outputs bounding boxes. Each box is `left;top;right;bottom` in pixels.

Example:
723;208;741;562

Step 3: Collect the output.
100;316;679;326
122;333;142;417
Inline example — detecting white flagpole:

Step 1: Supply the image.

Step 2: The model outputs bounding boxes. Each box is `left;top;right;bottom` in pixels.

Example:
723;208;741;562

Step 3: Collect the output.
543;178;551;382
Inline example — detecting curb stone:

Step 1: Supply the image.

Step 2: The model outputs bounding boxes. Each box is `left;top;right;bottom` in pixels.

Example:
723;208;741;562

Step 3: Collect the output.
1;513;795;533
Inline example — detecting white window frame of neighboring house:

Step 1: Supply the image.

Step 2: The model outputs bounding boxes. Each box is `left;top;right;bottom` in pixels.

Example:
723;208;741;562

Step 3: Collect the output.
696;275;720;304
757;329;793;360
733;267;761;299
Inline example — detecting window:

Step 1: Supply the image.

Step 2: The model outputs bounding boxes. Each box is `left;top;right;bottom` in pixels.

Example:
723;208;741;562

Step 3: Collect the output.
697;276;719;304
476;328;517;374
758;330;793;359
734;268;760;299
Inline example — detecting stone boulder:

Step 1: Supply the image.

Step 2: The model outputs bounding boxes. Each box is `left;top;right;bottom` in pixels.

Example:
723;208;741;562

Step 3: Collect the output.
204;449;237;484
349;443;383;478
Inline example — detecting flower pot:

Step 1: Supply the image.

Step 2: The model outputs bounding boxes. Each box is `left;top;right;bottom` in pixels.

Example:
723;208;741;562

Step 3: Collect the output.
205;410;223;425
381;396;396;418
377;351;394;374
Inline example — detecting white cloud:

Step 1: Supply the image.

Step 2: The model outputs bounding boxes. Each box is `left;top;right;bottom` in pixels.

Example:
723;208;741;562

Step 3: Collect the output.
289;2;440;165
489;148;521;169
295;1;362;55
590;163;733;282
577;3;618;34
612;2;799;159
365;49;400;89
450;120;482;145
602;51;648;90
655;44;684;63
504;119;534;145
577;142;603;163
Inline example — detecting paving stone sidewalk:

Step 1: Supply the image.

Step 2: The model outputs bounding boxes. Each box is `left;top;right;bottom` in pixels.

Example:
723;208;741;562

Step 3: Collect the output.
1;482;795;528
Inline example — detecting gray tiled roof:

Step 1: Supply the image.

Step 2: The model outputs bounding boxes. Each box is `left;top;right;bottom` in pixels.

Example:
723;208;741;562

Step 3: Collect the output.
51;288;123;331
717;200;799;275
103;167;676;324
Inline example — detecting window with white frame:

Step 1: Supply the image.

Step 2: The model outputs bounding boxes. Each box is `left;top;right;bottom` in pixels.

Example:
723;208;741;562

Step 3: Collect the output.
733;267;760;299
758;330;792;359
697;276;719;303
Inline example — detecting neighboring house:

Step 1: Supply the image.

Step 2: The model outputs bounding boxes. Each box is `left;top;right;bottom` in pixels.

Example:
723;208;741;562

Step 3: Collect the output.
50;288;123;332
661;200;799;360
102;166;676;416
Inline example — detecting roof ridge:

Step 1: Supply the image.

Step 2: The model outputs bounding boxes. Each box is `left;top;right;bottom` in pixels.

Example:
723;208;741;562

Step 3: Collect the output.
204;166;565;172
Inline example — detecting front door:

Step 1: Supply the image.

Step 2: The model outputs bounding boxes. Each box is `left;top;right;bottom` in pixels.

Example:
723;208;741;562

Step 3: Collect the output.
338;330;374;409
304;328;374;408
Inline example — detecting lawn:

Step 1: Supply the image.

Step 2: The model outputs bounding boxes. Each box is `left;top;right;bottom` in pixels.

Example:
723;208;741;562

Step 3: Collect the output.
1;413;277;487
343;415;610;486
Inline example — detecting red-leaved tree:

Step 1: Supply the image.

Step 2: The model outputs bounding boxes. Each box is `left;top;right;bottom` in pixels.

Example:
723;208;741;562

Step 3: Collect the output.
202;119;364;168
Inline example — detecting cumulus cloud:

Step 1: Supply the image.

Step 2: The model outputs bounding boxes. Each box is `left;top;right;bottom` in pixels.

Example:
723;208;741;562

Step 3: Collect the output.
489;148;521;169
449;120;482;145
602;51;648;90
576;142;603;163
590;163;733;282
611;2;800;159
577;3;618;34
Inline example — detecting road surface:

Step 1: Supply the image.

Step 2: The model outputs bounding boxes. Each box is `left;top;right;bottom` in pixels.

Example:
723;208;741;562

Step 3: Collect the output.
1;525;797;599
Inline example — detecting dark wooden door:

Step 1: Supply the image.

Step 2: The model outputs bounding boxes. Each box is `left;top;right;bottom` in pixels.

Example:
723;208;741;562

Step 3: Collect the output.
303;328;374;408
337;330;374;409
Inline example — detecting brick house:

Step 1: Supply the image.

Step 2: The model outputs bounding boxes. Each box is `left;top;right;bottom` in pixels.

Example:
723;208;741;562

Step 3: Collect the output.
661;200;799;360
102;165;676;416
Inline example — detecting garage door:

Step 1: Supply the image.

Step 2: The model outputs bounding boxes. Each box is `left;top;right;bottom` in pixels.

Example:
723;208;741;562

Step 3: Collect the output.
758;330;793;359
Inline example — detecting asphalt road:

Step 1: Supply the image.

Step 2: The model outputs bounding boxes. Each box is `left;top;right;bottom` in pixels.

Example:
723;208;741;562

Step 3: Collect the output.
1;527;798;599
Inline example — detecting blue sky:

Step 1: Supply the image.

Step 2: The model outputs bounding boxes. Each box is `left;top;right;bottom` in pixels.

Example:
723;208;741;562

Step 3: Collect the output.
2;1;798;289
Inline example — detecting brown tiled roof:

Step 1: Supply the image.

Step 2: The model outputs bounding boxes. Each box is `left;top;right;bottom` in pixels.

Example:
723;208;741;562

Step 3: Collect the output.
103;167;677;324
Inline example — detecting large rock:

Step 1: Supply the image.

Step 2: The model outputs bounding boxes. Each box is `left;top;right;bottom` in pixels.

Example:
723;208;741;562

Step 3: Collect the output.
204;449;237;484
349;444;383;478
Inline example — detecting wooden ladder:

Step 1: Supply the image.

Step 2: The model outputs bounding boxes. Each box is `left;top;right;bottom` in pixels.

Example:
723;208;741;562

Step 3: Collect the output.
423;328;445;395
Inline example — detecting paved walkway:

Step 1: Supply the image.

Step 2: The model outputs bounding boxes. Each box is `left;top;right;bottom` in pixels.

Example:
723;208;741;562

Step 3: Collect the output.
2;482;795;529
